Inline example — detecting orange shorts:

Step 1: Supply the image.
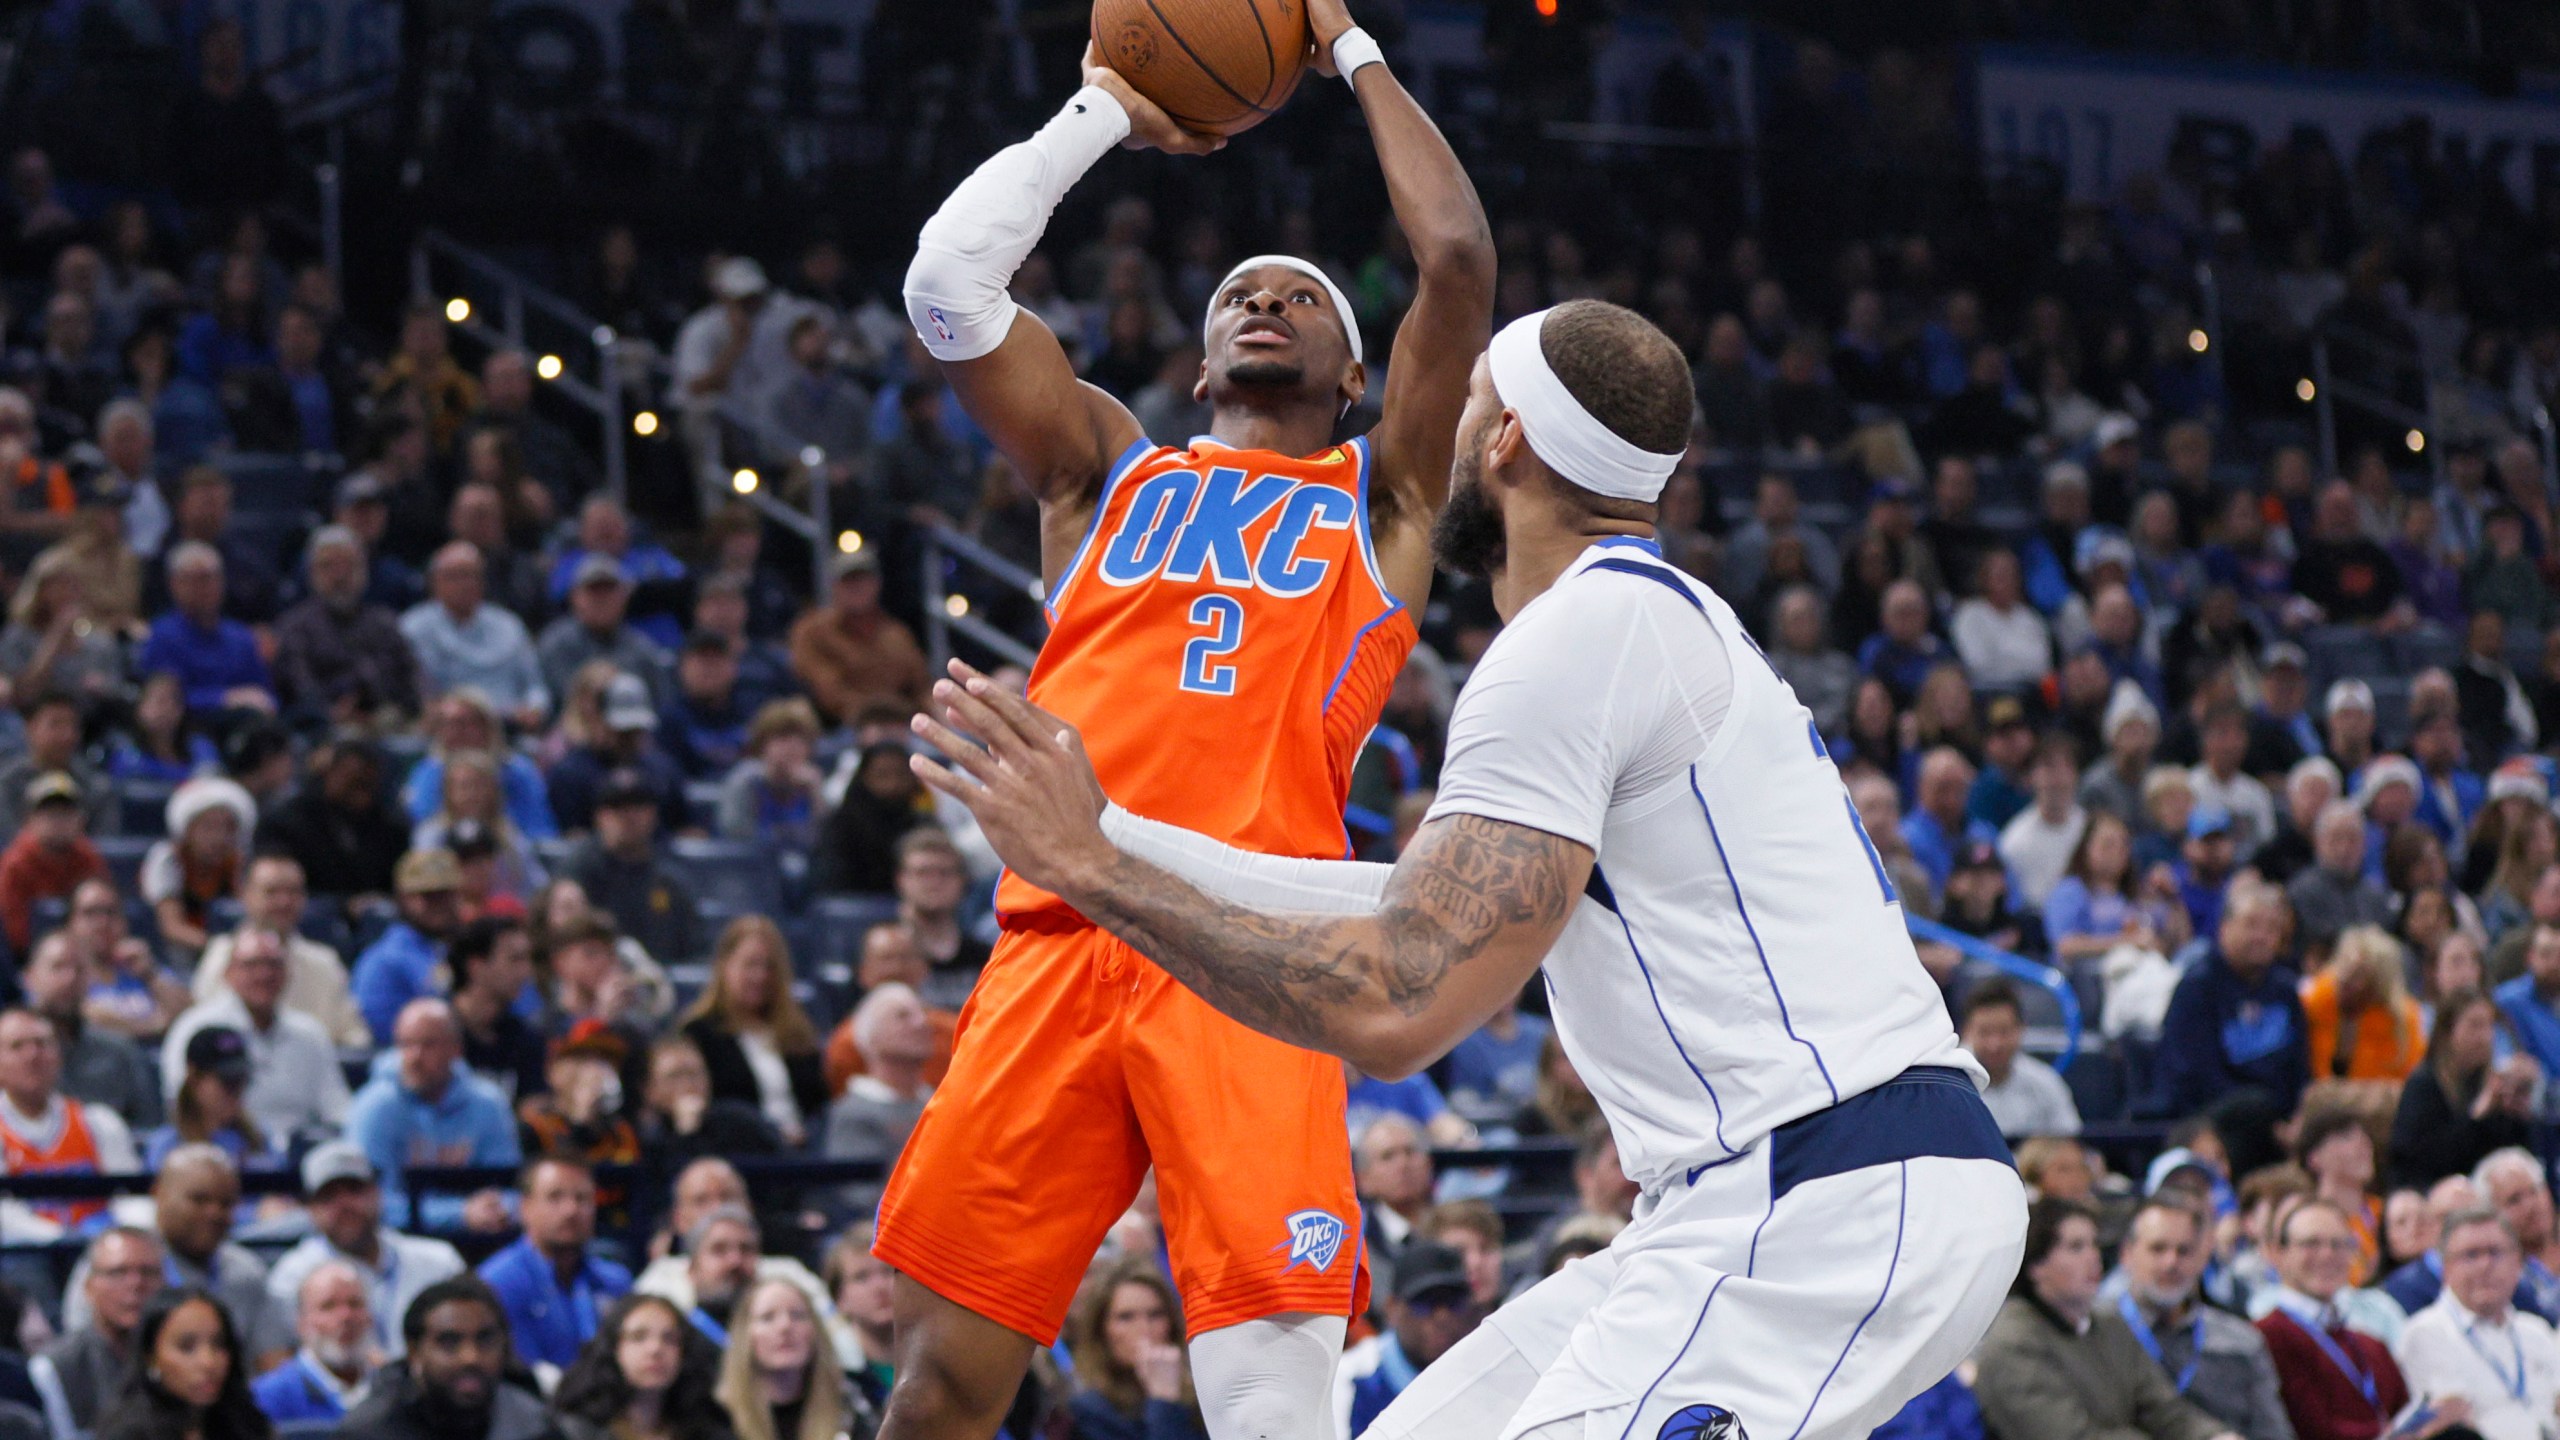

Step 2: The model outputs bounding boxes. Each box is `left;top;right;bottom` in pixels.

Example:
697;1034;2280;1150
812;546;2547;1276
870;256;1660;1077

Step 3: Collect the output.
873;913;1370;1343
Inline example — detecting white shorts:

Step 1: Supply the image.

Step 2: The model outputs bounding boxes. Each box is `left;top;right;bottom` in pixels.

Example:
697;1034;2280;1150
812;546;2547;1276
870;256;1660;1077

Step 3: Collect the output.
1364;1067;2028;1440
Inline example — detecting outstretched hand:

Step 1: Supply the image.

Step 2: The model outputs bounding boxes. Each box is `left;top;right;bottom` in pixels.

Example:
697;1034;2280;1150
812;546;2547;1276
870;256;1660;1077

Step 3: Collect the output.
1081;43;1225;157
910;659;1117;901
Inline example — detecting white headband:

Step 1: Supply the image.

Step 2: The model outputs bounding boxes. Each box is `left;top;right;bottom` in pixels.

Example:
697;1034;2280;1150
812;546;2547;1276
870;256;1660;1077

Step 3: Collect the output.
1206;255;1362;364
1486;308;1681;502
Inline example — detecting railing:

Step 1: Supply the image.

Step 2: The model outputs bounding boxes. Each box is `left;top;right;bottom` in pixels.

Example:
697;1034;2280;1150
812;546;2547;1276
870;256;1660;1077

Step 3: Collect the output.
2309;322;2445;488
1905;915;2083;1072
921;524;1043;671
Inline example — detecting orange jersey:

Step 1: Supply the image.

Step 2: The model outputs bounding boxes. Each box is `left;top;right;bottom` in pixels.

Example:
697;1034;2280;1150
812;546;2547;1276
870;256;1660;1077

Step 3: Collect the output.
0;1099;106;1229
999;434;1416;917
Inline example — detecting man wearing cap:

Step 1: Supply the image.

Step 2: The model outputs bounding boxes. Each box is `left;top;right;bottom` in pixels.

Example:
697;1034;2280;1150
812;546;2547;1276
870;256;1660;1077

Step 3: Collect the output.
673;255;815;492
557;768;701;964
402;541;550;729
544;672;690;833
2177;809;2243;940
2244;644;2323;776
0;770;103;950
329;467;427;609
351;848;467;1045
538;554;669;708
265;1141;467;1356
160;927;350;1141
0;690;111;835
272;522;421;722
1969;698;2042;831
788;546;928;724
1334;1242;1485;1437
62;1143;293;1366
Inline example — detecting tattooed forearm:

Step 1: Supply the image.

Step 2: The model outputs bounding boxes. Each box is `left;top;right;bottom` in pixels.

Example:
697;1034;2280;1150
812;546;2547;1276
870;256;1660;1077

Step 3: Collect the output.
1074;815;1585;1063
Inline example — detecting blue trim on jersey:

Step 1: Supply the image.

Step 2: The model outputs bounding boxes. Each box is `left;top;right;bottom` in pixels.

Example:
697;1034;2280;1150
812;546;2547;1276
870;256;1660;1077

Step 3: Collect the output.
1692;764;1840;1107
1585;863;1618;912
1319;602;1408;714
1613;903;1735;1157
1587;558;1706;612
1745;1183;1780;1276
1784;1163;1910;1440
1347;436;1402;609
1591;534;1664;555
1046;437;1158;621
1766;1066;2011;1202
1619;1273;1732;1440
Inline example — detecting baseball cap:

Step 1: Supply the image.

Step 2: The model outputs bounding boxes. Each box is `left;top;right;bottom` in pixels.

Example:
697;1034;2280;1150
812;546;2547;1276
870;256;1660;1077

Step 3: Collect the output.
394;847;463;895
2325;679;2376;718
596;767;658;811
1869;477;1917;504
333;472;385;509
23;770;80;810
829;547;881;581
2186;807;2234;842
712;257;770;300
2262;642;2307;672
184;1026;253;1088
2356;754;2422;809
602;674;658;732
1984;695;2030;732
2075;529;2136;578
1391;1242;1472;1306
445;816;498;861
2490;758;2551;807
1955;839;2004;873
550;1017;628;1066
2093;412;2141;449
573;553;628;590
300;1140;376;1196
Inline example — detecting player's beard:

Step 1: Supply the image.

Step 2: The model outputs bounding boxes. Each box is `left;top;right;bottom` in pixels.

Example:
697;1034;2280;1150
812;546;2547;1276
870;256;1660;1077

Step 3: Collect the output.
1222;358;1306;390
1432;458;1506;579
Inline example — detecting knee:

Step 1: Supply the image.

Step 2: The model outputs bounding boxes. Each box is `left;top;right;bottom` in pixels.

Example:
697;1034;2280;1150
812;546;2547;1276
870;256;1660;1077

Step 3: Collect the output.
881;1352;1011;1434
1208;1389;1327;1440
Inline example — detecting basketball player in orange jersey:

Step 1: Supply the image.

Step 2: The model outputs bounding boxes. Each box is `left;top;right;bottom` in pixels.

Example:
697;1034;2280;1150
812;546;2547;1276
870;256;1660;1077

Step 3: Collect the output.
880;3;1491;1435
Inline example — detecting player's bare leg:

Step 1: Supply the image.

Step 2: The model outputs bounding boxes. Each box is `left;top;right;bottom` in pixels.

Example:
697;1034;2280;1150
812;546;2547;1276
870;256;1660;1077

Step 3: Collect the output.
879;1276;1037;1440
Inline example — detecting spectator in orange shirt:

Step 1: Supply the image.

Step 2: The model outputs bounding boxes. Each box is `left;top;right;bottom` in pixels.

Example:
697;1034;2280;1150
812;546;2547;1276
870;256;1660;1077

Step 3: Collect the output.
823;923;956;1095
0;387;75;551
2301;924;2427;1083
371;300;480;458
786;549;925;724
0;771;105;950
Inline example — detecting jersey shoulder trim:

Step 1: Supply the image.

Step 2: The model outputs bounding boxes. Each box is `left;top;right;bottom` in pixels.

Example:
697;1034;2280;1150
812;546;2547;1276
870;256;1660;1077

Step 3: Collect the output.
1344;435;1405;610
1045;436;1163;622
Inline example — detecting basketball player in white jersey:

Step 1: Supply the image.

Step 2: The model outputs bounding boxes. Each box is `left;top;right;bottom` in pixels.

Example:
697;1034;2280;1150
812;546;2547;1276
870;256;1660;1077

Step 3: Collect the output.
908;299;2030;1440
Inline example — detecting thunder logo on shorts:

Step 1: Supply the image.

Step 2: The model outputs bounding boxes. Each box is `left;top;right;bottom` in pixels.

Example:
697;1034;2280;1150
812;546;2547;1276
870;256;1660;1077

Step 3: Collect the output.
1278;1209;1348;1273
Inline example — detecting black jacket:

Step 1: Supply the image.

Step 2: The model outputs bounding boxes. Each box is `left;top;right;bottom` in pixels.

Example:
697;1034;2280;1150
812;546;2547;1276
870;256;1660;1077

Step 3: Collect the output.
333;1367;561;1440
681;1016;830;1135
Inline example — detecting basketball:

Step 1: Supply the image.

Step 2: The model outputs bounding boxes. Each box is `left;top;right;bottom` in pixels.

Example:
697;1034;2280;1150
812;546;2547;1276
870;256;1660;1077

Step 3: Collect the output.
1090;0;1309;137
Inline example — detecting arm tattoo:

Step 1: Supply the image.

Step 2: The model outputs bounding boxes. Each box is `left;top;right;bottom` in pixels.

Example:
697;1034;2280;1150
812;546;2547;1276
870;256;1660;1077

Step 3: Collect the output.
1078;815;1580;1056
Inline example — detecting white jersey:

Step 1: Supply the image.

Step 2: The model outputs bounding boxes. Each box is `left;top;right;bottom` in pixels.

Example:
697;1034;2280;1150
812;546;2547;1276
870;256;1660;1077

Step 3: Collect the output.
1426;537;1977;1189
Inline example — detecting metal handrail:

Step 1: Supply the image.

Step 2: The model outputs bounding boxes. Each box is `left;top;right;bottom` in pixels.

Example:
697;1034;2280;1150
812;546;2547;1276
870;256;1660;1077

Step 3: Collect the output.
921;523;1043;670
2310;326;2448;488
1905;914;2082;1072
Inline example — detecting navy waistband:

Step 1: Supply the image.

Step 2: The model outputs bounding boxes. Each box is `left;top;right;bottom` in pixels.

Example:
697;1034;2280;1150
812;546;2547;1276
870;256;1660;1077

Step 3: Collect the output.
1690;1065;2013;1199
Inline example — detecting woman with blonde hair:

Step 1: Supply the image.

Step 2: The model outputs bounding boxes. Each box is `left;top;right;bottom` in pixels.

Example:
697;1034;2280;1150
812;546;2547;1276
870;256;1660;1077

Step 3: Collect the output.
1064;1257;1207;1440
1909;662;1982;761
2480;805;2557;943
0;547;123;702
414;749;546;901
537;658;626;770
2301;924;2426;1082
680;916;828;1147
715;1275;864;1440
401;686;559;837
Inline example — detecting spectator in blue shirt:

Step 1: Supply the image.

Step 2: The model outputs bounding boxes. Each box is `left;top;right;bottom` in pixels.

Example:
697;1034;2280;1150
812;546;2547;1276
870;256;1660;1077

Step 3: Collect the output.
1903;747;1996;904
546;496;688;650
1966;698;2038;831
1339;1243;1482;1437
2495;922;2560;1081
2174;808;2240;940
250;1261;373;1425
343;998;519;1234
350;849;466;1045
660;633;751;781
2152;881;2310;1130
1857;580;1945;705
478;1155;631;1372
2410;709;2485;856
138;541;273;718
402;690;559;840
1440;995;1550;1122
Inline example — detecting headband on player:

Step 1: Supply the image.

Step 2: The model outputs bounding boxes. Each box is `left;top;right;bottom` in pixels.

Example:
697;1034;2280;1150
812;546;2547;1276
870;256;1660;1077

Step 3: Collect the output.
1487;307;1681;503
1206;255;1363;364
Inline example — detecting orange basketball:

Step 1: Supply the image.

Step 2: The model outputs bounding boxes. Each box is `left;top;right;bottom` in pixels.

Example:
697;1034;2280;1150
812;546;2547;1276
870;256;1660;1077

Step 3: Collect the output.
1090;0;1309;137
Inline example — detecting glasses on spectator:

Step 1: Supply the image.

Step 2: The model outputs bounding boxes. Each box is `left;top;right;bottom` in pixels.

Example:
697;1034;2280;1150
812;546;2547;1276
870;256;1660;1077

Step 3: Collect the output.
93;1263;160;1282
2286;1236;2359;1254
2448;1244;2518;1266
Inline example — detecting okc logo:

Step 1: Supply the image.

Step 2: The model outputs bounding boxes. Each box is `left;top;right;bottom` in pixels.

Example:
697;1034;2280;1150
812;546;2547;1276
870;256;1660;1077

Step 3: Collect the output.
1276;1209;1346;1273
1659;1404;1745;1440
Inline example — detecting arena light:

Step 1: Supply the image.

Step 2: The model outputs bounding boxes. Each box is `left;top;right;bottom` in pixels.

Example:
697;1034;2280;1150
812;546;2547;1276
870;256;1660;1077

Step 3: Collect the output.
2406;429;2426;453
732;468;759;494
2296;378;2316;402
633;411;660;437
535;354;563;380
837;530;864;554
1534;0;1556;16
444;297;471;324
945;594;972;617
800;445;824;468
2187;329;2208;353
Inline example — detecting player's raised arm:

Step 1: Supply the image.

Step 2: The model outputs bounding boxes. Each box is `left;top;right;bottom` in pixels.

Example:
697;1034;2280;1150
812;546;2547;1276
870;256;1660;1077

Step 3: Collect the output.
1313;0;1496;602
901;52;1221;513
912;664;1587;1078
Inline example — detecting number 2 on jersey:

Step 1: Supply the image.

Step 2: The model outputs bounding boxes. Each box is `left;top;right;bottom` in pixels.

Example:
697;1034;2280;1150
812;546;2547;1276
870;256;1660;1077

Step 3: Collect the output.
1181;594;1245;695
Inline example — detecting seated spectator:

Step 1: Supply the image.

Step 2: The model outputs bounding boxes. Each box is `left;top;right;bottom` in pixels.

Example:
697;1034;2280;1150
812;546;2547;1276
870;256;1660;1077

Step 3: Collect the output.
58;875;186;1044
334;1275;558;1439
260;735;409;901
2255;1197;2434;1440
344;999;520;1234
1952;550;2055;694
0;689;111;835
2113;1194;2294;1440
447;917;545;1103
62;1145;289;1369
679;917;826;1147
271;524;421;723
1764;585;1855;734
822;1224;896;1409
1069;1258;1211;1440
822;983;934;1206
546;496;685;625
403;690;560;838
1858;579;1947;705
1355;1114;1438;1269
89;1285;269;1440
29;1227;161;1436
401;542;550;730
479;1156;631;1373
666;1205;760;1347
2191;706;2278;860
2001;733;2090;910
717;698;825;850
138;775;254;956
2155;882;2310;1128
538;558;669;713
0;771;102;951
2294;1111;2385;1286
325;473;426;614
550;1292;733;1440
2290;802;2396;951
2293;482;2413;628
788;549;926;724
469;348;594;512
251;1262;374;1425
820;924;958;1096
193;854;368;1047
161;929;349;1145
144;468;279;626
634;1043;779;1191
538;905;672;1044
513;1025;641;1219
22;933;160;1128
557;772;701;963
2082;681;2164;823
2245;647;2325;779
885;830;988;1010
2467;505;2554;636
417;754;548;905
2305;926;2425;1084
2472;1149;2560;1321
660;634;750;780
138;542;271;720
1960;979;2081;1140
1440;984;1550;1122
546;677;690;833
812;743;934;895
2174;809;2242;940
712;1274;862;1440
2394;1206;2558;1440
264;1143;466;1358
350;848;466;1044
146;1026;272;1172
2386;990;2535;1193
1974;1198;2229;1440
2378;1176;2520;1320
0;1005;143;1239
2257;759;2345;887
1903;747;1996;904
0;550;132;723
2046;810;2182;966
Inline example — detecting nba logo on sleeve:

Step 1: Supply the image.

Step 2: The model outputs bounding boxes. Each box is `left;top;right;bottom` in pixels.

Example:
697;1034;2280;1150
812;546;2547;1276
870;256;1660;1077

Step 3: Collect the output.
927;307;956;343
1277;1209;1346;1272
1660;1404;1745;1440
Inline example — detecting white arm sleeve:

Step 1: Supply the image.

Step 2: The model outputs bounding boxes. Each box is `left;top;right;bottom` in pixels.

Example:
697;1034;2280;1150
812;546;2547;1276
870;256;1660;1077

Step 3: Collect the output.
904;86;1130;362
1102;805;1391;915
